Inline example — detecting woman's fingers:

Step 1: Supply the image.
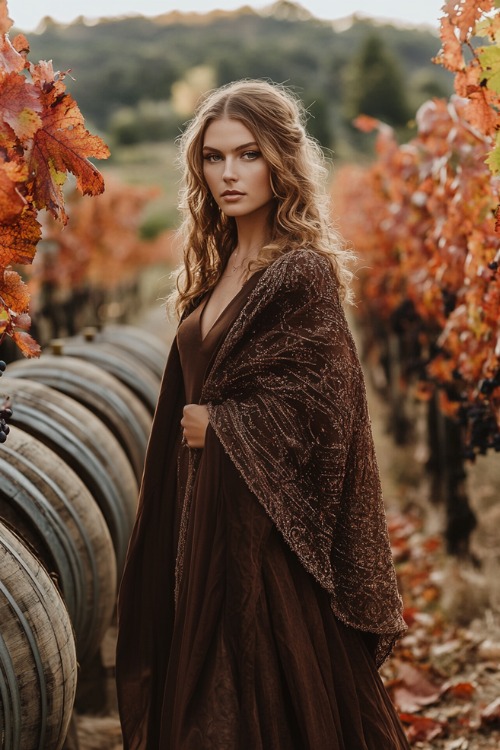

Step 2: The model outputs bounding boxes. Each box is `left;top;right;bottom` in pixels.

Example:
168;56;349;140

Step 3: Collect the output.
181;404;209;448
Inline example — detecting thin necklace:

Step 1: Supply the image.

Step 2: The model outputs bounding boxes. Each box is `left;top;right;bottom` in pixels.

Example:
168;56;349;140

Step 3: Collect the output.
228;245;259;273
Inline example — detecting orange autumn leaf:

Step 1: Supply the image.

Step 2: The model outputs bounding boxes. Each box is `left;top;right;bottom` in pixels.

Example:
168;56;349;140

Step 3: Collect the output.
435;13;464;71
0;208;40;265
11;33;29;55
353;114;381;133
0;159;27;222
0;72;41;141
442;681;475;700
30;87;110;222
445;0;493;42
0;0;12;35
11;328;40;358
0;28;25;75
463;88;498;135
399;713;447;742
0;269;30;312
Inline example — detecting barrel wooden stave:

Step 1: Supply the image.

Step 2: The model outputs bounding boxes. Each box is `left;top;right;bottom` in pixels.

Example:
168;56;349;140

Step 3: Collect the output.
53;340;161;414
92;325;167;380
0;426;116;664
1;377;137;574
8;355;151;483
0;521;77;750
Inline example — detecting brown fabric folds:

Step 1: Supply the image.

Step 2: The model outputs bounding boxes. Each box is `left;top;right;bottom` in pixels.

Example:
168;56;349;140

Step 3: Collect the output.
198;249;407;666
116;248;407;749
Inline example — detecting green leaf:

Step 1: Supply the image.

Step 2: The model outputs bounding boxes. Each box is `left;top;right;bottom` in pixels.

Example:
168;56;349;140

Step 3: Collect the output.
478;44;500;93
485;132;500;174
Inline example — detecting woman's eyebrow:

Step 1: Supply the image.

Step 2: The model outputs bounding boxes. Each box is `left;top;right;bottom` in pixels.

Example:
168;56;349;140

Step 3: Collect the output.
202;141;259;152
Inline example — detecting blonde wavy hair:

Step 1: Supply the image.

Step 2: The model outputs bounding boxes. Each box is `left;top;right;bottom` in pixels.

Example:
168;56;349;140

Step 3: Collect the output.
172;79;353;317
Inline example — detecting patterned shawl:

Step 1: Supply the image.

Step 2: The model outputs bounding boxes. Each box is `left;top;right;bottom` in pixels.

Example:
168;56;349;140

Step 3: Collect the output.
197;248;406;666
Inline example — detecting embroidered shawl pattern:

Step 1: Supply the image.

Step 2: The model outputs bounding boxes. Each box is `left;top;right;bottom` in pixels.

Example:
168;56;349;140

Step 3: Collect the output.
172;248;406;666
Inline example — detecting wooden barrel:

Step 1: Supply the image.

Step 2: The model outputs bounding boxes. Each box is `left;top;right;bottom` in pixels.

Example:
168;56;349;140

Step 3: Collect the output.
8;355;152;483
49;338;161;415
0;426;116;664
1;377;137;574
0;520;77;750
88;324;167;380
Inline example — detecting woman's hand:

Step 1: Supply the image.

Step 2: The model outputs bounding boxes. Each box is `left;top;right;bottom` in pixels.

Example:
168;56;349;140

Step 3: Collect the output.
181;404;210;448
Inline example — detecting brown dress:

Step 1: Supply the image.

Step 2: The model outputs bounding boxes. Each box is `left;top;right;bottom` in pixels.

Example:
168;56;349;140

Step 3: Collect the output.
157;272;410;749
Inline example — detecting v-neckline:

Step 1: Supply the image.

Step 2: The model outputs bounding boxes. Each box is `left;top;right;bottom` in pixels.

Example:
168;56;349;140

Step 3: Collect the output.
199;274;257;343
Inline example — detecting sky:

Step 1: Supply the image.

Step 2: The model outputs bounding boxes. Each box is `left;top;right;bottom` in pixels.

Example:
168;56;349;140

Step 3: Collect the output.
9;0;444;32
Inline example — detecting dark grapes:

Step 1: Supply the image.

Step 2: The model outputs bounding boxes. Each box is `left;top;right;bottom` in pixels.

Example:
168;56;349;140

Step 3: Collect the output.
480;378;496;395
0;360;6;374
0;398;13;445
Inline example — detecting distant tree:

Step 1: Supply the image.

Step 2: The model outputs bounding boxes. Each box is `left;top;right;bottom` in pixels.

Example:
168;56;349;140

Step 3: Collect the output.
343;34;410;127
410;68;450;102
109;100;183;146
303;94;334;149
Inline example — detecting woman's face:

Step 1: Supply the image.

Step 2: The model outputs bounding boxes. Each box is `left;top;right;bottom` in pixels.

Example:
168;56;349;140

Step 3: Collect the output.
202;118;274;222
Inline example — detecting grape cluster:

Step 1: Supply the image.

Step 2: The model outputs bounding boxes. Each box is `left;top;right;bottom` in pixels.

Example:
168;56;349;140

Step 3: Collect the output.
0;360;12;443
459;402;500;460
479;372;500;395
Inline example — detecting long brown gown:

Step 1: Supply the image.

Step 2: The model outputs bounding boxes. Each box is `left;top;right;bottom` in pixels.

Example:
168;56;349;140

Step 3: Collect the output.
156;271;411;749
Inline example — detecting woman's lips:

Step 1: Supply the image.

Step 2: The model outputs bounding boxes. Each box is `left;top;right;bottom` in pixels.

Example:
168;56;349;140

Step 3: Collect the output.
221;191;244;201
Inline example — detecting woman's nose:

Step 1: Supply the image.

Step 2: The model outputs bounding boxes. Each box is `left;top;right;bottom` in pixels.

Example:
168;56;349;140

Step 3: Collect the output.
222;158;237;181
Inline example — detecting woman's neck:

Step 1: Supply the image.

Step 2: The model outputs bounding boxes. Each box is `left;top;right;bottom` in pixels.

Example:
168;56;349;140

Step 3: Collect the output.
233;213;271;259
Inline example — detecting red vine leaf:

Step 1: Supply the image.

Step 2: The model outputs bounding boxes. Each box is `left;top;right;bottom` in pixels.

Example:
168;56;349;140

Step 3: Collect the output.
0;0;12;36
464;89;498;136
11;328;41;358
445;0;493;42
0;72;42;141
30;86;110;223
11;33;29;56
0;208;41;265
0;269;30;312
399;713;447;742
0;30;25;74
435;13;464;71
0;159;27;222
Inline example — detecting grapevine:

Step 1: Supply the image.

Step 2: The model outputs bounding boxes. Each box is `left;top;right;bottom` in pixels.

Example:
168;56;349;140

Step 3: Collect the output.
434;0;500;191
0;0;109;358
333;2;500;466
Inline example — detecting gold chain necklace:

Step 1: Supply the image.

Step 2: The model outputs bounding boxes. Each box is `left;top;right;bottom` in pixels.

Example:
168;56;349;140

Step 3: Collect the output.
228;245;260;273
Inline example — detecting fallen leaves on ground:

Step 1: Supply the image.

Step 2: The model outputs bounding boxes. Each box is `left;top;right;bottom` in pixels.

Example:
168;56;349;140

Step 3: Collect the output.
384;510;500;748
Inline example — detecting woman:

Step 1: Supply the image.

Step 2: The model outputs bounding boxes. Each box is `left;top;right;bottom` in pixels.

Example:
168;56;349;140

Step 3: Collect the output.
116;80;410;749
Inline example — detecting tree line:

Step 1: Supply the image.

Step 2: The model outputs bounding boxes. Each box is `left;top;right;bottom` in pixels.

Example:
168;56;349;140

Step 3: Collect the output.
21;1;453;153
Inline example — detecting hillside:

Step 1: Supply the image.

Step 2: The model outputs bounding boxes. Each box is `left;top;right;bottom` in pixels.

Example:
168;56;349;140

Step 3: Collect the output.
18;1;453;151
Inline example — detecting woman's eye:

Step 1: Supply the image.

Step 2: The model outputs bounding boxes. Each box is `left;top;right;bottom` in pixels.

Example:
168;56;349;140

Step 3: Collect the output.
203;153;222;163
242;151;260;160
